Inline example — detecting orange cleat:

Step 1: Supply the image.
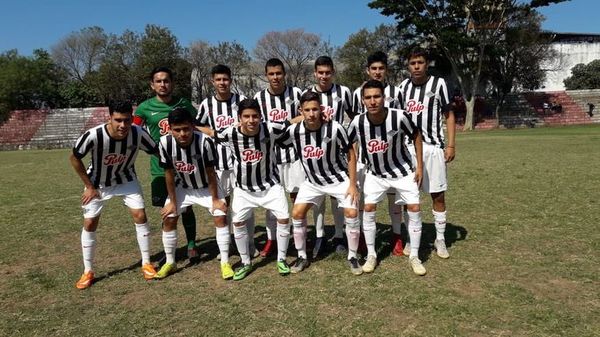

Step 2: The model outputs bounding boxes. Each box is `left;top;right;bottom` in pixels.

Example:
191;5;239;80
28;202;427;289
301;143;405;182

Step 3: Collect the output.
75;271;95;290
141;263;157;280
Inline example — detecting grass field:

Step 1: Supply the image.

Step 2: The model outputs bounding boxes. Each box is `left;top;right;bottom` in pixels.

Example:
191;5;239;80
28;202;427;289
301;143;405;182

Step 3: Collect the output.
0;125;599;337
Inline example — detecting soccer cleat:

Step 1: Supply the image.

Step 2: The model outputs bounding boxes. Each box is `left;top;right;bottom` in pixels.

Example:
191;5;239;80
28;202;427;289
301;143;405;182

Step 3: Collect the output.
409;256;426;276
434;239;450;259
362;255;378;273
277;259;291;275
392;234;404;256
259;240;275;257
75;271;95;290
220;262;234;280
290;257;310;274
333;237;347;254
233;263;253;281
141;263;157;280
403;242;411;257
154;263;177;279
348;257;363;276
312;237;325;259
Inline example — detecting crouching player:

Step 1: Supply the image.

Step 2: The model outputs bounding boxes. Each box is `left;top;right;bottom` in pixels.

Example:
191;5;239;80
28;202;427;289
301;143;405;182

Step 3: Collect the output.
154;108;230;280
70;101;158;289
280;92;362;275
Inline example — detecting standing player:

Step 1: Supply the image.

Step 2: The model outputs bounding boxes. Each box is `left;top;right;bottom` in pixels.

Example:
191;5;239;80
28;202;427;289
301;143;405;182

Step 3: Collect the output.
254;58;304;257
399;48;456;259
281;91;362;275
306;55;354;257
154;108;231;280
134;67;200;259
70;101;158;289
348;80;427;275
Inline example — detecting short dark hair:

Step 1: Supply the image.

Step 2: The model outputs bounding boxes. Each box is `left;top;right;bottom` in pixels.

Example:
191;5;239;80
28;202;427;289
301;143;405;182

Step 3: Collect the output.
211;64;232;78
265;58;285;73
367;51;388;67
168;107;194;126
108;101;133;115
238;98;261;114
300;91;321;107
314;56;334;70
361;79;385;97
149;66;173;81
407;47;429;62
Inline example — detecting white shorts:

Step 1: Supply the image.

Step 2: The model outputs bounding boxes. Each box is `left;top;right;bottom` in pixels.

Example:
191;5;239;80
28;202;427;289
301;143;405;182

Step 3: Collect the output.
295;180;358;209
216;169;233;197
409;143;447;193
165;186;226;217
363;171;420;206
279;160;304;193
82;180;145;218
231;184;289;223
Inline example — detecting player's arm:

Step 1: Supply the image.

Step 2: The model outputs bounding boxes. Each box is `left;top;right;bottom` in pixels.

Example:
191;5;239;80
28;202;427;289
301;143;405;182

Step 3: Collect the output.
289;115;304;124
160;168;177;220
69;153;99;205
413;129;423;187
196;125;215;137
444;105;456;163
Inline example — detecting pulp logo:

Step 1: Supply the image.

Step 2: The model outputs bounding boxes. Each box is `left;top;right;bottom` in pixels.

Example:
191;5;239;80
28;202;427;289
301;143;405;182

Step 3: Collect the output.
158;118;170;135
406;100;425;115
175;161;196;173
216;115;235;129
321;105;335;120
302;145;324;159
269;108;289;122
241;149;263;163
367;139;389;154
103;153;126;166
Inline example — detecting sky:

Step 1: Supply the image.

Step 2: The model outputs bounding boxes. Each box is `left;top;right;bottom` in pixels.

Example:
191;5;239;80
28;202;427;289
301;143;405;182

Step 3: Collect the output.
0;0;598;56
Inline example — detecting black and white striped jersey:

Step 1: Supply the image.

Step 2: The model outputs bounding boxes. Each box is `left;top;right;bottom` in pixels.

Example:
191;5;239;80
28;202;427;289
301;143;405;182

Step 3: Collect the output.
254;86;302;164
158;131;216;190
306;84;353;125
215;122;288;192
347;108;415;179
399;76;450;147
352;83;402;115
73;124;157;188
279;121;350;186
196;93;246;170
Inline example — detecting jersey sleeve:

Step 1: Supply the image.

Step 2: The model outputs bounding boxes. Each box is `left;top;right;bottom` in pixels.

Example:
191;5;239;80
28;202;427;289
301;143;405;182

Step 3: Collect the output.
276;124;294;148
347;117;359;145
438;78;451;112
133;103;147;126
196;100;210;127
334;123;351;153
268;121;290;140
139;127;158;154
400;111;416;137
158;136;173;169
72;130;94;159
214;126;233;145
342;86;353;118
203;137;217;168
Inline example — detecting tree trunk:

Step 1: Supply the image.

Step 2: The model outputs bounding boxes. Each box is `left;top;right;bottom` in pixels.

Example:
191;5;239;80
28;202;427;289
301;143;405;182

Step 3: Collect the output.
464;97;475;131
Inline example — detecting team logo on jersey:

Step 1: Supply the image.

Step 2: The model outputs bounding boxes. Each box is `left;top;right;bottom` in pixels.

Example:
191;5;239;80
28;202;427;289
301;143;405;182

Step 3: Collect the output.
268;108;289;122
241;149;263;163
103;153;127;166
302;145;324;159
216;115;235;129
321;105;335;120
158;118;170;135
175;161;196;173
405;99;425;115
367;139;389;154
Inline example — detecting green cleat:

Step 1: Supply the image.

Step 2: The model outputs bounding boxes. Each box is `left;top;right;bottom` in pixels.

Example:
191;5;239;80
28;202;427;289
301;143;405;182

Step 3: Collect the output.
233;263;253;281
154;263;177;279
277;259;291;275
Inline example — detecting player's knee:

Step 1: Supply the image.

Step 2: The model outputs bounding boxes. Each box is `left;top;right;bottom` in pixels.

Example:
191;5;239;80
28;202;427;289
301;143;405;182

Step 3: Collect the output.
364;203;377;212
292;205;309;220
406;204;420;213
277;218;289;225
131;209;147;224
83;217;99;231
163;218;178;231
344;208;358;219
214;216;227;228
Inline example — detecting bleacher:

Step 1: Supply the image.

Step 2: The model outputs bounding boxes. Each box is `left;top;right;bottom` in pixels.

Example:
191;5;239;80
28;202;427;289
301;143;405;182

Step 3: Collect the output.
0;110;48;150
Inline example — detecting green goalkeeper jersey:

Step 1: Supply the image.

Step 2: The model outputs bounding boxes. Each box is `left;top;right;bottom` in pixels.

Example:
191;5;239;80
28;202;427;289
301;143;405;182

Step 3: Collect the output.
134;96;197;178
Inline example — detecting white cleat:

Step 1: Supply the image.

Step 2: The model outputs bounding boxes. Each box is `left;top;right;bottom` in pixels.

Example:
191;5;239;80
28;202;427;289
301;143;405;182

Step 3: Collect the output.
409;256;426;276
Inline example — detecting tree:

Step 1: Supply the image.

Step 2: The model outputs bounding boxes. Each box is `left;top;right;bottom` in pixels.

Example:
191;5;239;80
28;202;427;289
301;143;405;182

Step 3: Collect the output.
564;60;600;90
369;0;567;130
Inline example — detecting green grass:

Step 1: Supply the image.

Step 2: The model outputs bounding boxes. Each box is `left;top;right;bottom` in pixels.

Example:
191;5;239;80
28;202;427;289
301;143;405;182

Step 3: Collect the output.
0;125;599;336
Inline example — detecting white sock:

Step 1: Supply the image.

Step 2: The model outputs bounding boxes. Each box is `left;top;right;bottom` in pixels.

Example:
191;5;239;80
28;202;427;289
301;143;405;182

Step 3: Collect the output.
135;223;151;265
215;226;230;263
362;211;377;258
388;195;402;235
81;229;96;272
313;202;325;238
162;230;178;264
345;216;360;259
265;210;277;241
292;218;307;259
407;211;422;258
433;210;447;241
276;222;291;261
247;213;256;252
331;198;344;239
233;225;250;264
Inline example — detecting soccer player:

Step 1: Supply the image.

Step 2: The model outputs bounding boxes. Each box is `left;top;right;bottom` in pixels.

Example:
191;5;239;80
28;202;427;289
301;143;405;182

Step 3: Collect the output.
306;55;354;257
281;91;362;275
253;58;304;257
154;108;231;280
70;101;158;289
399;48;456;259
348;80;427;275
210;98;302;280
134;67;200;259
352;51;406;256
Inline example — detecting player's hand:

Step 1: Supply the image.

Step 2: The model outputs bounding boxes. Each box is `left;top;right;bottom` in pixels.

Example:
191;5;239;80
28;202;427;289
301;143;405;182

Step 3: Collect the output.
414;169;423;188
81;187;100;206
322;111;333;122
160;202;176;220
345;184;360;207
445;146;455;163
211;199;227;214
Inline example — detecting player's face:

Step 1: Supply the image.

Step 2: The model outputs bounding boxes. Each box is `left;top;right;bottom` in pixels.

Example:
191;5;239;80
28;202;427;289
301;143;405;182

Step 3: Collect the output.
212;73;231;96
170;122;194;147
314;65;334;89
266;65;285;92
300;100;322;130
362;88;385;116
108;112;132;140
367;62;387;82
239;108;261;135
151;72;173;98
408;56;428;82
